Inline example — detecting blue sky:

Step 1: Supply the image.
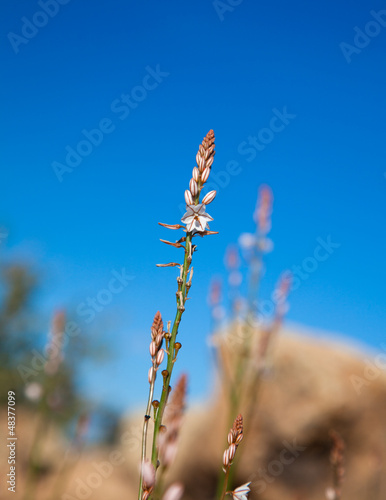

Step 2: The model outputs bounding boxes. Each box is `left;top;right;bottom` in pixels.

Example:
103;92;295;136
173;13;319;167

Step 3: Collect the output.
1;0;386;412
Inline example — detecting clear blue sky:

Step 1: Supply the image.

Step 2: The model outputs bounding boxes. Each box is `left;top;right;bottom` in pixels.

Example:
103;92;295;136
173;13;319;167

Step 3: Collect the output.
1;0;386;412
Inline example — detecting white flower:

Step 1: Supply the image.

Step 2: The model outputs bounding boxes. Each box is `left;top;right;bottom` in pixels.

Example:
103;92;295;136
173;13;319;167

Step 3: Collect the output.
238;232;256;250
181;203;213;233
231;482;251;500
162;483;184;500
24;382;43;402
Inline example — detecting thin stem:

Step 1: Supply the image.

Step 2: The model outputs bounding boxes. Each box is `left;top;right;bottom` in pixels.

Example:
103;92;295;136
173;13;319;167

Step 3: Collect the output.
151;232;192;469
219;467;231;500
138;368;157;499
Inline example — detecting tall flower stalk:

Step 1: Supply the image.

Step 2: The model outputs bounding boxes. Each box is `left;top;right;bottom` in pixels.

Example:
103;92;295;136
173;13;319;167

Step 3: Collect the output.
138;130;218;500
215;188;292;498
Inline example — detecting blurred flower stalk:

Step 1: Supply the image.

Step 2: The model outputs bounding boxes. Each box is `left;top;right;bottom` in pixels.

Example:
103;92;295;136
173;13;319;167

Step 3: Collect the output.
211;186;292;497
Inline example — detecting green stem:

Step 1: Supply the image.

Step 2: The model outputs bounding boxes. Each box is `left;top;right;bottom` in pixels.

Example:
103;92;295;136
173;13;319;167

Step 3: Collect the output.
150;232;193;469
219;468;230;500
138;369;157;499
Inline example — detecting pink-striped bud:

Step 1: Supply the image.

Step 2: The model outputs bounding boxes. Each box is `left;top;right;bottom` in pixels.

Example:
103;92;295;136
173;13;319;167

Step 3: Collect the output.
199;145;205;155
189;178;198;196
201;167;210;183
156;349;165;366
155;333;163;346
148;367;155;384
206;156;214;169
227;431;233;445
192;166;200;182
149;341;157;357
235;434;243;445
184;190;193;205
223;449;230;468
202;190;216;205
197;155;206;172
228;443;237;461
195;152;201;166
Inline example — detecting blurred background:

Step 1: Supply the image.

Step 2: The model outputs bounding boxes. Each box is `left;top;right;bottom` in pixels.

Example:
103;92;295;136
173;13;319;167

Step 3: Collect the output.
1;1;386;499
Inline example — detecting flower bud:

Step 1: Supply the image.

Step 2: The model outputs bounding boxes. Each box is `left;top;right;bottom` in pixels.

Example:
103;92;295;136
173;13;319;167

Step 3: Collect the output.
163;483;184;500
202;190;216;205
148;367;155;384
149;341;157;357
189;178;198;196
197;155;206;172
223;449;230;468
141;460;156;489
156;349;165;366
184;190;193;205
206;156;214;169
201;167;210;183
235;434;243;444
228;443;237;461
192;166;200;182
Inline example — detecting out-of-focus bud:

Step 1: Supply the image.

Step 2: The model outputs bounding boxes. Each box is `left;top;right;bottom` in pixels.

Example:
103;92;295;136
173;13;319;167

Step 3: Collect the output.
162;483;184;500
235;434;243;445
202;190;216;205
24;382;43;402
228;443;237;461
141;460;156;489
148;367;155;384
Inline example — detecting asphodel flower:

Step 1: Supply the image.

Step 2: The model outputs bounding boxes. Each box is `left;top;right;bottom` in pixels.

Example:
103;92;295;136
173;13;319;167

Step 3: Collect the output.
231;482;251;500
181;203;213;233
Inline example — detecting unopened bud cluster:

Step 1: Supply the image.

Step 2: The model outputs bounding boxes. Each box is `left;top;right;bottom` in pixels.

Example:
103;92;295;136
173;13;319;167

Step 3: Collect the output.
223;414;244;470
148;311;165;383
184;129;217;207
